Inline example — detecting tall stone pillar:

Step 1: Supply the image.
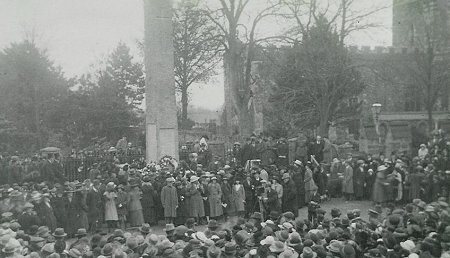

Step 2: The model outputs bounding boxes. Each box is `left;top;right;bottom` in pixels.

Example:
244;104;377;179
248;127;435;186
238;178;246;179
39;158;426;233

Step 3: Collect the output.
144;0;179;162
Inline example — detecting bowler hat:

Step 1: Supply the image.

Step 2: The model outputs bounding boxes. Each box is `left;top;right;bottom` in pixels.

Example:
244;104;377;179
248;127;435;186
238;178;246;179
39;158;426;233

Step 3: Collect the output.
101;243;113;256
75;228;87;237
269;240;286;253
164;223;175;232
300;247;317;258
222;242;237;255
140;223;151;234
287;232;302;246
52;228;67;238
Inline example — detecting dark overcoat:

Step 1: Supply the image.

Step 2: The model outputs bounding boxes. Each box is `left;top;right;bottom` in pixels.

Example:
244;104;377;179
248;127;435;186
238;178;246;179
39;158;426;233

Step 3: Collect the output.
36;201;57;231
282;180;298;214
141;183;157;224
86;188;103;224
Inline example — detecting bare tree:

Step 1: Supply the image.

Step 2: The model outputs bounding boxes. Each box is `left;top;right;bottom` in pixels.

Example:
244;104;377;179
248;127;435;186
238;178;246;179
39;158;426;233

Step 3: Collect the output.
203;0;282;136
173;0;223;126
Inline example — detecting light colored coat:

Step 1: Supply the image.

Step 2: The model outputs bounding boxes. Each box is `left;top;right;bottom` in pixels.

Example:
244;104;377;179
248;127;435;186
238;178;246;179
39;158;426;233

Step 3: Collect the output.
343;165;354;194
230;184;246;213
208;182;223;217
104;191;118;221
161;185;178;217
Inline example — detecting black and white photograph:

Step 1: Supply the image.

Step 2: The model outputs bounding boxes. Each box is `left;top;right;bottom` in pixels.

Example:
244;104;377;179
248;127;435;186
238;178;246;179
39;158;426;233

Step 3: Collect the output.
0;0;449;257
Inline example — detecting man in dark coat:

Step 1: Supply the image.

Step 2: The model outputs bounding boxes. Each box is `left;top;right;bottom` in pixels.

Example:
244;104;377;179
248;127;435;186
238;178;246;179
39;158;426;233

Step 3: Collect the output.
292;161;305;208
308;136;325;163
41;154;65;183
18;203;41;234
281;173;298;216
241;136;259;167
86;180;103;232
243;175;255;218
52;189;67;228
7;157;23;184
35;194;57;231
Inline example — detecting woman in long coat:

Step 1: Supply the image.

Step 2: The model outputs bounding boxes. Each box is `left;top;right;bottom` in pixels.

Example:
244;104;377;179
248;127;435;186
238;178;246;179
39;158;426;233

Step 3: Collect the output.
408;167;425;200
128;185;144;227
372;166;387;203
141;180;157;225
230;179;245;217
104;183;119;230
221;178;232;217
343;162;354;200
353;161;365;200
161;178;178;223
208;177;223;219
304;165;318;203
185;177;205;221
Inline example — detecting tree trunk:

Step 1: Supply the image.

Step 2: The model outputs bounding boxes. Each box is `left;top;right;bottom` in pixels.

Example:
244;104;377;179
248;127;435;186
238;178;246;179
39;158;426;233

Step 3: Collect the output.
181;87;188;123
319;107;330;137
427;104;434;132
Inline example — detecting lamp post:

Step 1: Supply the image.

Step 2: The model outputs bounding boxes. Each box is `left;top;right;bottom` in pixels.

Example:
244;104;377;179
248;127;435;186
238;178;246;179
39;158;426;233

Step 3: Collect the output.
371;103;382;144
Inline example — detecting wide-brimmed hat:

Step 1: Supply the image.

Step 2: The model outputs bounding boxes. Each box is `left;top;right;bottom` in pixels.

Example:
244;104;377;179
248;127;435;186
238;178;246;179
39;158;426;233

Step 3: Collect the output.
294;160;302;166
75;228;87;237
163;223;175;232
341;244;355;257
269;241;286;253
68;248;82;258
174;225;188;237
2;243;15;254
327;240;343;254
190;176;199;182
8;190;22;197
260;236;275;246
206;245;221;258
52;228;67;238
159;239;174;249
222;242;236;255
279;249;299;258
287;232;302;246
23;202;34;209
400;240;415;252
364;248;385;258
140;223;151;234
331;208;341;217
251;212;263;221
166;177;175;182
208;220;219;229
282;173;290;180
276;230;289;242
301;247;317;258
270;211;280;220
192;231;209;243
37;226;50;238
101;243;113;256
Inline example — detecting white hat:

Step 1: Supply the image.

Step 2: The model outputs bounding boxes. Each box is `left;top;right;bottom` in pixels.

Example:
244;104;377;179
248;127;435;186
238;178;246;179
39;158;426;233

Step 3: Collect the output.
294;160;302;166
400;240;415;252
166;177;175;182
190;176;199;182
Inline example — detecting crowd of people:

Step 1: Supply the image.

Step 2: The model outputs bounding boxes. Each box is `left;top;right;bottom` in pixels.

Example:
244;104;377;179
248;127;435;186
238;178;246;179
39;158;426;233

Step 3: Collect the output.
0;131;449;257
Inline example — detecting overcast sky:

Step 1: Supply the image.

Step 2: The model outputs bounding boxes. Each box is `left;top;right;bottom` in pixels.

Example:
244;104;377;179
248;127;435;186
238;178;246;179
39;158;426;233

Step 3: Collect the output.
0;0;392;110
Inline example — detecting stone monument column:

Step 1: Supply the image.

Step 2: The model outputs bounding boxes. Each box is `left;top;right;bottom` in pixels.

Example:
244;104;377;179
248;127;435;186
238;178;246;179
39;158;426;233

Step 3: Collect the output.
144;0;179;162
